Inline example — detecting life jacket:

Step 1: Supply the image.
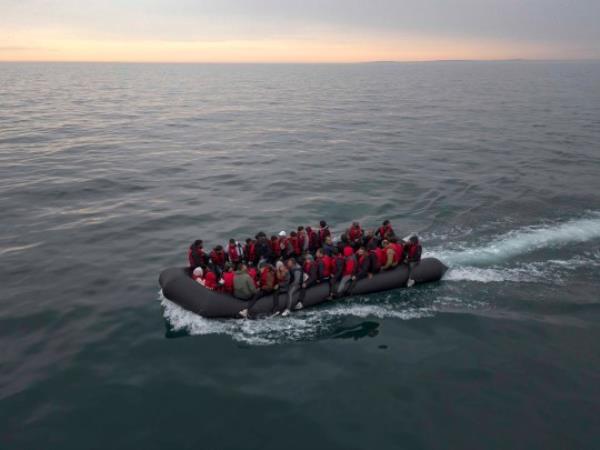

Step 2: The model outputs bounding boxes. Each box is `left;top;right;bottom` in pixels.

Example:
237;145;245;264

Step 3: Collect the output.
247;267;258;287
210;250;226;268
348;225;363;242
375;247;386;266
276;268;289;286
188;245;207;268
280;237;292;258
244;242;256;263
307;229;319;251
343;246;354;257
407;242;422;262
271;239;281;258
343;254;357;276
392;243;404;263
303;259;314;275
289;236;301;256
318;226;331;246
358;254;369;273
260;268;276;290
378;224;394;239
227;243;241;263
332;254;345;278
222;271;235;294
318;255;331;278
203;270;217;290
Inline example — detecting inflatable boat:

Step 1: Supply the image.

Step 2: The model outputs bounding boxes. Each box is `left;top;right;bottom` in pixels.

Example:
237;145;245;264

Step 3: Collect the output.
159;257;447;319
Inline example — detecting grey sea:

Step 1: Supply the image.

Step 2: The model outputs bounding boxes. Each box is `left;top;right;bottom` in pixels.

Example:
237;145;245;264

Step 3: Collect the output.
1;61;600;449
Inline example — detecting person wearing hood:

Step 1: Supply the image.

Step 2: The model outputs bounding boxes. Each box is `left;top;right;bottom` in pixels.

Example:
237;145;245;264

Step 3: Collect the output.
375;220;394;241
254;232;272;265
282;258;303;316
347;221;364;249
188;239;208;268
322;235;335;256
318;220;331;247
233;264;257;301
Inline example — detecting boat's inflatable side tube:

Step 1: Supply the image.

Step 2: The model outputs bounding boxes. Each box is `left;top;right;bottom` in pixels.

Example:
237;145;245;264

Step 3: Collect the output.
159;257;447;319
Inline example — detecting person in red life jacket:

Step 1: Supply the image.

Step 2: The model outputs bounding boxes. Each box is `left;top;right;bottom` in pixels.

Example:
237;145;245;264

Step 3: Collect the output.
254;232;272;265
355;247;371;280
318;220;331;247
188;240;208;268
297;226;308;254
374;240;387;268
381;240;398;270
270;235;281;261
202;266;218;291
243;238;257;265
288;231;301;257
363;229;377;249
347;221;364;249
239;263;280;319
367;241;382;276
306;226;319;253
315;248;331;281
227;238;242;265
327;247;345;299
220;264;235;295
336;245;358;296
390;237;405;265
405;235;423;287
297;254;319;306
247;262;258;288
209;245;227;276
375;220;395;241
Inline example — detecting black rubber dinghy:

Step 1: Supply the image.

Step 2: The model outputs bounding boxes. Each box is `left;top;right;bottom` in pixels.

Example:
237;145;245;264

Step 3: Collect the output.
159;257;447;319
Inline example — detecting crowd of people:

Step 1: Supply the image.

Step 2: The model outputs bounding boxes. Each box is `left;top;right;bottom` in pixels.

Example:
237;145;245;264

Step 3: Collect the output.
187;219;422;318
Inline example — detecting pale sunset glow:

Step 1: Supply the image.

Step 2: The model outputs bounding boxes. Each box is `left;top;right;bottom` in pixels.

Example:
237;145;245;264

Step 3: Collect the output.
1;0;599;62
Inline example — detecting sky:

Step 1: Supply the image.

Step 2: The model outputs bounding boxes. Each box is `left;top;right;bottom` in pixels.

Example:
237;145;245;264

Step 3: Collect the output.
1;0;599;62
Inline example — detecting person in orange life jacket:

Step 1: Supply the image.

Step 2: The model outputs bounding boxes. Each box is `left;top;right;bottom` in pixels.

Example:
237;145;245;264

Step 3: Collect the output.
297;226;308;253
243;238;257;265
254;232;272;265
327;247;345;299
347;221;364;249
188;240;208;268
306;226;319;253
405;235;423;287
227;238;243;265
220;263;235;295
367;240;382;275
239;263;280;319
318;220;331;247
375;220;394;241
278;230;293;259
381;240;398;270
282;258;303;316
322;235;335;256
288;231;301;257
337;246;358;295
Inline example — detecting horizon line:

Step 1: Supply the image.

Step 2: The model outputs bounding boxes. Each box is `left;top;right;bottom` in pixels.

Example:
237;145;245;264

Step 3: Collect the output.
1;58;599;64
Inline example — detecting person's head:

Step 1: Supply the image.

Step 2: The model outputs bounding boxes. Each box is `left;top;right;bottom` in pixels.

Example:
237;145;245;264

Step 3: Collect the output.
193;239;203;248
229;238;235;245
352;221;360;228
276;260;285;271
224;262;232;271
316;248;323;258
238;264;248;273
325;235;332;245
357;247;366;256
215;245;223;252
271;235;278;241
297;226;304;232
383;220;390;226
290;231;297;237
320;220;327;228
306;226;312;233
390;236;398;244
278;230;287;238
332;247;340;256
286;258;297;268
192;267;203;278
410;235;419;244
246;238;252;244
382;240;390;248
305;254;314;262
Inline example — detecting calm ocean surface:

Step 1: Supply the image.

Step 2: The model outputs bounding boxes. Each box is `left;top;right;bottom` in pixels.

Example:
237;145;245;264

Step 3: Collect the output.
1;61;600;449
